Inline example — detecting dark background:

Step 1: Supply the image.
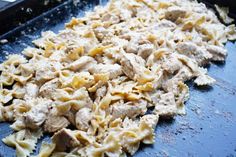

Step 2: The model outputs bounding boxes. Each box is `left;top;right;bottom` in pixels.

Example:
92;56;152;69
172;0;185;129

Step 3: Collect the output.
0;0;236;156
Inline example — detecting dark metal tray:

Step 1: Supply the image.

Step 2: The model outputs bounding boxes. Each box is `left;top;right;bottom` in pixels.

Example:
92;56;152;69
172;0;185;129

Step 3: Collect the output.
0;0;236;156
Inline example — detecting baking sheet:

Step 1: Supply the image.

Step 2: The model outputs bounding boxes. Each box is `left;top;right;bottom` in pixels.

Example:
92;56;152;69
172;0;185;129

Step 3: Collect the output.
0;0;236;156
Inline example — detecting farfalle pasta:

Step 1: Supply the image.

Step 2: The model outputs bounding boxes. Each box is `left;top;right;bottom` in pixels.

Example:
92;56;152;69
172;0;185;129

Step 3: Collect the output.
0;0;236;156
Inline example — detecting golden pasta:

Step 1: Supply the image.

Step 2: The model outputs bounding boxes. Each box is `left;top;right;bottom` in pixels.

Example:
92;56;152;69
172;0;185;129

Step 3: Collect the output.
0;0;236;156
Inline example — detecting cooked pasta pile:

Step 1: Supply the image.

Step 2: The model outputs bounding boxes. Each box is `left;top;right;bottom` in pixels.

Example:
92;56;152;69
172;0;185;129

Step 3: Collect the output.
0;0;235;156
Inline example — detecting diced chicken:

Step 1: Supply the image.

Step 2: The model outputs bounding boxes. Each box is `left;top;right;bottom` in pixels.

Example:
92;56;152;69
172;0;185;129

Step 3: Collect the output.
111;100;147;119
161;54;183;74
124;32;143;54
52;29;99;54
94;86;107;104
35;61;62;84
121;53;154;83
126;42;139;54
101;13;120;24
94;26;114;41
23;99;51;129
125;33;153;58
39;78;60;100
171;66;193;82
141;114;159;129
137;44;154;59
176;42;212;65
121;53;145;79
54;29;80;43
24;83;39;100
75;108;92;131
64;111;76;126
44;115;70;133
67;56;97;72
89;63;123;79
165;6;187;21
206;45;227;61
153;19;176;30
52;128;80;152
95;86;107;98
154;92;177;118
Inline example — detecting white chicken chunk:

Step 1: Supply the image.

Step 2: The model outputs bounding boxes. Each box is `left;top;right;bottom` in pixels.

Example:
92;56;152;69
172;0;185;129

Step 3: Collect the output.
120;53;154;83
111;100;147;120
67;56;97;72
94;86;107;104
176;42;212;65
89;63;123;79
23;99;51;129
165;6;187;21
39;78;60;100
52;128;80;151
24;83;39;100
75;108;92;131
137;44;154;59
154;92;178;118
44;115;70;133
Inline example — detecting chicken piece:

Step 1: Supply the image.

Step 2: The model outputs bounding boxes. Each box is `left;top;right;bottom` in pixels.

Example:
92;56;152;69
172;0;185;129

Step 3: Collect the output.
137;44;154;59
171;65;193;82
89;63;123;79
53;29;99;54
176;42;212;65
94;86;107;104
94;26;114;41
124;32;143;54
23;99;51;129
67;56;97;72
126;41;139;54
44;115;70;133
161;54;183;74
162;79;189;107
149;90;164;105
153;19;176;30
35;61;61;84
101;13;120;25
52;128;80;152
39;78;60;100
75;108;92;131
64;111;76;126
124;33;153;58
154;92;177;118
111;100;147;120
24;83;38;100
96;86;107;98
141;114;159;129
206;45;227;61
120;53;153;83
165;6;187;21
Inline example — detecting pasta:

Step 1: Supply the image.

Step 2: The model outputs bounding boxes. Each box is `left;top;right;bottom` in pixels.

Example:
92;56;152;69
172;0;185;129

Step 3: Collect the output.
0;0;236;156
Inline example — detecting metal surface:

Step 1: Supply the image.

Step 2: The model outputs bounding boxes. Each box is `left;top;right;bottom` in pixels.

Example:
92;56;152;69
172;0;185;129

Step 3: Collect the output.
0;0;236;156
0;0;67;35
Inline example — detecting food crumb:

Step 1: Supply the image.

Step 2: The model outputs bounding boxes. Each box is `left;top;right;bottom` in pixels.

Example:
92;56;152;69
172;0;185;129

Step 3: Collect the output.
0;39;8;44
